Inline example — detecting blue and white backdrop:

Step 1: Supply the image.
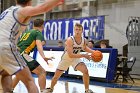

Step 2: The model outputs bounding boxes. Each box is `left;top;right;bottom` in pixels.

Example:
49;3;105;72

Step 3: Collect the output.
43;16;105;40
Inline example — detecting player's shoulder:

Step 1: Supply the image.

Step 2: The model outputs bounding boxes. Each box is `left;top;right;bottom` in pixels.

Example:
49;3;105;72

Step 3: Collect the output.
33;30;42;37
4;6;17;12
17;6;33;16
18;6;32;11
65;36;74;45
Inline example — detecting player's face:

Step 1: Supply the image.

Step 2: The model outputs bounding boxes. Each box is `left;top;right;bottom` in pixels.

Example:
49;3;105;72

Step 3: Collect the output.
74;26;83;36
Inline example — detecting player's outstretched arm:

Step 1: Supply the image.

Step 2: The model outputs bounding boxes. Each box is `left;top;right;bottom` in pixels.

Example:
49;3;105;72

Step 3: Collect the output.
36;40;46;58
19;0;64;17
36;40;52;64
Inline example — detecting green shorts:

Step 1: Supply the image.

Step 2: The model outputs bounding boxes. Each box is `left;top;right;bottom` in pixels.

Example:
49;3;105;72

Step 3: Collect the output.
22;54;40;71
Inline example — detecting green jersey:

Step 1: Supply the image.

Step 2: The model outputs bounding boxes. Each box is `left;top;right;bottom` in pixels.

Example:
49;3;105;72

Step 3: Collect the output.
17;29;43;54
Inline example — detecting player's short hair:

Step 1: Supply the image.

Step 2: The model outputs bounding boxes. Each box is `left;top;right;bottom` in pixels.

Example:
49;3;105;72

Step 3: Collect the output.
16;0;31;5
75;23;83;30
33;19;44;27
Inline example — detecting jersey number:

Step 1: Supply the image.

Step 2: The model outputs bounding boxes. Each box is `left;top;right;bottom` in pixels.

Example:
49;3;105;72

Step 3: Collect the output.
73;50;79;54
0;11;8;20
20;33;30;41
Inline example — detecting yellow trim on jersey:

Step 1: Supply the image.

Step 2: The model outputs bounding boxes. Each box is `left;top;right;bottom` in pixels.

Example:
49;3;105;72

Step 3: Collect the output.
24;40;36;54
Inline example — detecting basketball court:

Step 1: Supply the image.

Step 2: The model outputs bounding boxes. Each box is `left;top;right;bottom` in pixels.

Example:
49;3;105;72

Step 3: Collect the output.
0;75;139;93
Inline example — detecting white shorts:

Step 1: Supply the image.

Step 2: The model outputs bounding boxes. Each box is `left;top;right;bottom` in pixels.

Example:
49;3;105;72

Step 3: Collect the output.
57;58;83;71
0;43;27;75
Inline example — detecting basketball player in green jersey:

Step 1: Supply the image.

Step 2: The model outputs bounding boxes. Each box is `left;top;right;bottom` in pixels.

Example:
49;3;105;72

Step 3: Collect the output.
12;19;52;93
0;0;64;92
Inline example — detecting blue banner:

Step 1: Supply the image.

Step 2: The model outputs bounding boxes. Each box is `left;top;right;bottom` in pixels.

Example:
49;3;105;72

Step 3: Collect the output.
43;16;105;40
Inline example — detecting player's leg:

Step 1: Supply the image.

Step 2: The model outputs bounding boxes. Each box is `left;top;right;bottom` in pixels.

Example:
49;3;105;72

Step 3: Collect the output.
46;69;64;92
75;62;93;93
0;70;12;93
32;65;46;92
12;76;20;89
0;45;39;93
75;63;89;89
16;66;39;93
22;54;43;92
46;59;70;92
0;46;13;93
51;69;64;89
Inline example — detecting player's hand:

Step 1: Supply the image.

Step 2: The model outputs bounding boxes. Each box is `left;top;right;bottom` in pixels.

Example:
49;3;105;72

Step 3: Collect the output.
82;53;91;60
43;57;53;64
57;0;64;5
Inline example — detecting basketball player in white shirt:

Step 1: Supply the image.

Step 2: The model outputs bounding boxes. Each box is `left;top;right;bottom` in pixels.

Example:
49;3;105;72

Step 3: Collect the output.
46;23;95;93
0;0;63;93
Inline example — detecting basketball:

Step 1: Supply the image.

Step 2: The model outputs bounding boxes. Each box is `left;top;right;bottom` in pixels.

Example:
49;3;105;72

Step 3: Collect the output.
91;50;103;62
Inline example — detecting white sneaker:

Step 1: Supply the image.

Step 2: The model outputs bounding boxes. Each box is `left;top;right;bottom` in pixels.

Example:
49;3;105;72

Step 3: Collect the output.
85;89;94;93
41;88;53;93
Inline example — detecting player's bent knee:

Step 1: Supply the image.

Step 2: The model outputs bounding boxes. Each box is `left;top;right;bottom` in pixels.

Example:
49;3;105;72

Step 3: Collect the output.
37;71;46;77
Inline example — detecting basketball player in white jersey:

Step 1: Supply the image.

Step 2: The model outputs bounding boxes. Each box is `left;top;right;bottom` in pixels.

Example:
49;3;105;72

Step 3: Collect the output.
0;0;64;93
46;23;95;93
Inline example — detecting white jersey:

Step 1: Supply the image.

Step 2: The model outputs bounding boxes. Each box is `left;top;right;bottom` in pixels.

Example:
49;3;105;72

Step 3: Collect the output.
57;36;86;70
0;6;24;45
61;36;86;61
0;6;28;75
